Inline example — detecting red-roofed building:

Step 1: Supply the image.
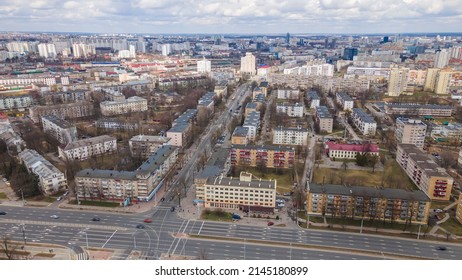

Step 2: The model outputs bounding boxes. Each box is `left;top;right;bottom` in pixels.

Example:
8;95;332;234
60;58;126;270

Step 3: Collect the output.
0;112;9;124
325;142;379;160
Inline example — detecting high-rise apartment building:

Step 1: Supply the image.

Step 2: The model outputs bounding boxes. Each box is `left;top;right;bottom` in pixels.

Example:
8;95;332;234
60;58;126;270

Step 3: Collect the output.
435;69;453;94
37;43;57;58
387;67;409;96
197;57;211;73
343;47;358;60
395;118;427;149
240;52;256;76
434;49;450;68
424;68;440;92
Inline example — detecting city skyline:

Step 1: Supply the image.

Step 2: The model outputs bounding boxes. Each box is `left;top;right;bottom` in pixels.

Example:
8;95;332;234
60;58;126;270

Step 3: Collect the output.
1;0;462;34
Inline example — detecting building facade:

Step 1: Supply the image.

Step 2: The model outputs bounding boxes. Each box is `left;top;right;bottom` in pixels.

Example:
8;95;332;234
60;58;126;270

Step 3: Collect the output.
19;149;67;195
276;89;300;100
384;103;452;117
325;142;379;160
58;135;117;160
272;127;308;146
100;96;148;116
231;145;295;169
41;115;78;145
387;67;409;96
240;52;256;76
196;172;276;212
315;106;333;133
276;102;304;117
29;102;94;123
231;126;249;145
75;145;178;202
395;118;427;149
129;135;170;159
351;108;377;136
396;144;454;200
335;92;354;111
307;184;430;225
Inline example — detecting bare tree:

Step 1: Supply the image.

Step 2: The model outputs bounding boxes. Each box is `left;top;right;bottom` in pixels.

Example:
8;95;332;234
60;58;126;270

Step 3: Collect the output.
0;236;20;260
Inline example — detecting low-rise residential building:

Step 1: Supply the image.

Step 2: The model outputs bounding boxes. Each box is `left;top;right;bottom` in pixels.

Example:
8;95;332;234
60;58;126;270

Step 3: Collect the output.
231;126;249;145
41;115;78;145
19;149;67;195
196;172;276;212
172;109;197;126
129;135;170;158
0;95;33;110
166;122;192;148
456;193;462;224
430;123;462;142
325;142;379;160
58;135;117;160
384;103;453;117
75;145;178;202
231;144;295;169
396;144;454;200
315;106;333;133
306;90;320;109
351;108;377;135
253;94;266;107
336;92;354;111
276;102;304;117
29;102;94;123
259;81;268;97
277;88;300;100
242;111;260;141
272;126;308;146
197;92;215;113
100;96;148;116
395;118;427;149
307;184;430;225
94;118;138;131
101;88;125;101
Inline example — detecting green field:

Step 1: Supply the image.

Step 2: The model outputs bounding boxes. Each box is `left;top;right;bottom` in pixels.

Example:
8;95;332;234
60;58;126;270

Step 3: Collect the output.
69;200;120;207
313;161;417;190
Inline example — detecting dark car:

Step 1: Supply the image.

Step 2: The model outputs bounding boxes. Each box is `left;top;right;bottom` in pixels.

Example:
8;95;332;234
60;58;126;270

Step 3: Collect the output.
267;221;274;226
170;206;175;212
136;224;146;229
436;246;447;251
91;217;101;222
0;211;6;215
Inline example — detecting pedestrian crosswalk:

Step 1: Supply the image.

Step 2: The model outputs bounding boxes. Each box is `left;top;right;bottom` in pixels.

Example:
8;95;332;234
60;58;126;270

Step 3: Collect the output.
76;253;88;260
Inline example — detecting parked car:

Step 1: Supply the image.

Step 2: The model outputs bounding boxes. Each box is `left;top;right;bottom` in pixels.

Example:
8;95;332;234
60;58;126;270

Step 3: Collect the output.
434;209;444;213
267;221;274;226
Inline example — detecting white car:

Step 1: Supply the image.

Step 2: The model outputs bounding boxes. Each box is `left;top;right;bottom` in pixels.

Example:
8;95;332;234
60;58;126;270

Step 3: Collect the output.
50;215;59;219
434;209;444;213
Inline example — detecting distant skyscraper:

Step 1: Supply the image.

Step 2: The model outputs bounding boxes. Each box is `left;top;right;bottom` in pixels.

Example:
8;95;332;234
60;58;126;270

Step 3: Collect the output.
343;48;358;60
197;57;211;73
383;36;389;43
240;52;256;76
286;32;290;44
434;49;450;68
387;68;409;96
161;44;171;56
72;43;95;58
129;45;136;58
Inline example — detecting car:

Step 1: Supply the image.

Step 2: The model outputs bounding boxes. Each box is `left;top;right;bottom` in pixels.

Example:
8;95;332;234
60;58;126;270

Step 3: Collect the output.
63;191;69;196
91;217;101;222
170;206;175;212
143;218;153;223
0;211;6;215
434;209;444;213
136;224;146;229
50;215;59;219
267;221;274;226
56;196;63;201
2;178;7;182
436;246;447;251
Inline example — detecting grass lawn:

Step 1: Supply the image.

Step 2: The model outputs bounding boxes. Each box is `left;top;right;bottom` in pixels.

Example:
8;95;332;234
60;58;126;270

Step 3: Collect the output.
313;161;417;190
439;217;462;236
69;200;120;207
0;192;7;199
200;209;233;222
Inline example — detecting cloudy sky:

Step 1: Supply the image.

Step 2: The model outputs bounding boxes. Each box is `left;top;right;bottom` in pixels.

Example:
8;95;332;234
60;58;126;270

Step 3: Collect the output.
1;0;461;34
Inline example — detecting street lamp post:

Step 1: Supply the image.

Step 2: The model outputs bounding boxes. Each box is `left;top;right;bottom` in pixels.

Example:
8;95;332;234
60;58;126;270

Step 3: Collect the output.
21;224;27;244
20;189;25;206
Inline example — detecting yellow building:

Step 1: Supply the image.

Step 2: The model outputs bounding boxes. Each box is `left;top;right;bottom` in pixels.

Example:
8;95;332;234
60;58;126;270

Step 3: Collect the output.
424;68;439;92
196;172;276;212
307;184;430;225
435;69;453;94
396;144;453;201
231;126;249;145
455;193;462;224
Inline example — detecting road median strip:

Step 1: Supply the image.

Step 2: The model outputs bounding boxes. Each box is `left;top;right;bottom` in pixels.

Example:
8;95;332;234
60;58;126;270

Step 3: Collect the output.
0;219;127;231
